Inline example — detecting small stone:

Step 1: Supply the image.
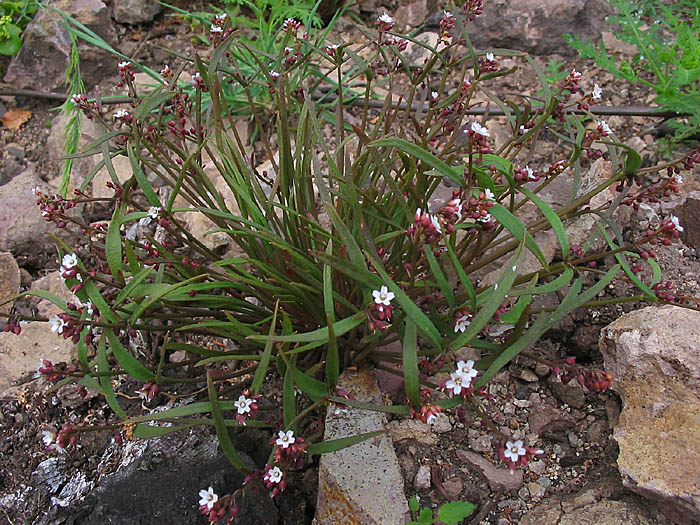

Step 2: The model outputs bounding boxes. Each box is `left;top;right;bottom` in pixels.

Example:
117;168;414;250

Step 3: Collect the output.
534;363;550;377
415;464;431;490
519;369;539;382
456;449;523;491
441;477;463;500
527;482;546;499
0;252;20;315
528;405;576;435
513;399;532;408
469;434;492;453
5;143;25;161
387;419;438;445
528;460;546;475
518;487;530;499
537;477;553;488
548;375;586;409
431;412;452;434
399;454;417;482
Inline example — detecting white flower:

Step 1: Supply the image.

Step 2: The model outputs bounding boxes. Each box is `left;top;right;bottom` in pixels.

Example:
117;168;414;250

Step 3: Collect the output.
113;109;129;119
430;214;442;234
445;371;470;395
282;18;296;29
524;165;535;181
160;64;170;76
285;46;294;54
234;395;253;415
570;69;581;80
674;174;683;185
70;94;83;106
62;253;78;269
671;215;684;232
218;14;227;20
597;120;612;136
198;487;218;510
269;70;280;79
592;83;602;101
32;186;43;196
431;91;439;100
494;283;498;290
503;440;527;462
265;466;283;484
378;12;393;24
333;404;349;415
210;24;223;33
455;360;478;381
454;315;471;333
148;206;161;219
415;208;422;220
519;125;526;134
426;413;438;425
484;189;495;201
49;316;66;334
327;44;339;50
372;286;395;306
276;430;296;449
471;121;490;137
477;213;492;223
444;10;454;18
485;52;495;61
118;61;131;68
42;429;56;447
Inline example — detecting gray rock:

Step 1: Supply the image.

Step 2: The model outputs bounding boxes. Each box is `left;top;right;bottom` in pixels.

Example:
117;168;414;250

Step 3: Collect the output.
387;418;439;446
315;369;409;524
414;464;431;490
0;252;20;315
528;460;546;475
112;0;161;25
469;434;492;453
528;404;575;435
456;449;523;492
548;375;586;409
527;482;546;499
431;412;452;434
466;0;612;57
600;306;700;523
4;0;118;91
673;191;700;249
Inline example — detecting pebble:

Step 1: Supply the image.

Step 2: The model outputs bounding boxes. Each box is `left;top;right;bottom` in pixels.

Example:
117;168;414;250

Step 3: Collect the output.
528;460;546;475
537;476;553;488
469;434;492;453
414;464;431;490
528;482;546;499
431;412;452;434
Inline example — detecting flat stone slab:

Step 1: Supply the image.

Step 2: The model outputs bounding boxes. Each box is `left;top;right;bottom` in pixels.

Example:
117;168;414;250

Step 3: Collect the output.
314;369;409;525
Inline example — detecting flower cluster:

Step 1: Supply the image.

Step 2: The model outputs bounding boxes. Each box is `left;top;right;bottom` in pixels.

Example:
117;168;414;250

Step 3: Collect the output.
41;424;78;453
37;359;75;382
439;11;456;44
444;359;479;397
262;465;286;497
479;52;499;73
332;387;356;415
466;121;491;153
136;381;161;403
282;17;301;33
198;486;240;524
272;429;307;469
376;12;394;32
412;402;443;425
464;0;484;21
498;439;544;473
552;357;614;392
117;60;135;88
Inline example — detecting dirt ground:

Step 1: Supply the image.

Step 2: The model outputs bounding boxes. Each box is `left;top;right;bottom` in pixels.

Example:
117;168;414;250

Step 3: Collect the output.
1;1;699;524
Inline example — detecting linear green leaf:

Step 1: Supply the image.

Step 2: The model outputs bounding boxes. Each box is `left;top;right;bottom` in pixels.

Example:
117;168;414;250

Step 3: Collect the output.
306;430;385;455
403;319;420;407
207;373;251;473
251;300;279;394
106;328;155;382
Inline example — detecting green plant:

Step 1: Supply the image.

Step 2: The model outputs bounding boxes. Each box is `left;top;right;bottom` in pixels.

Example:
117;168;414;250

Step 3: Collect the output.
0;0;37;55
5;5;699;521
408;496;475;525
565;0;700;143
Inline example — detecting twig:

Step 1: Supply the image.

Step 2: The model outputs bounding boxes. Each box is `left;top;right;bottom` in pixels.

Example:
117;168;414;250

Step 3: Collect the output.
469;488;504;525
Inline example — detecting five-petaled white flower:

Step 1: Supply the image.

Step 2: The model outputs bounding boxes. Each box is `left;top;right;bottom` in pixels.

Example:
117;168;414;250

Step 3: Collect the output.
378;12;393;24
41;429;56;447
71;94;82;106
269;70;280;79
592;83;602;101
671;215;684;232
118;61;131;68
62;253;78;269
265;466;283;484
455;360;479;381
570;69;581;81
148;206;161;219
523;165;535;180
445;371;470;395
485;52;495;61
276;430;296;449
477;213;492;223
597;120;612;136
444;10;454;18
484;189;495;201
431;91;439;100
503;440;527;462
113;109;129;119
198;487;218;510
210;24;223;33
372;286;395;306
454;315;471;333
49;316;66;334
160;64;170;76
234;394;253;415
471;121;490;137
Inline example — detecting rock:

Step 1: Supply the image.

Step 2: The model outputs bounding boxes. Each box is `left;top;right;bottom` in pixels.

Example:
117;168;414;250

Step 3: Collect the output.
91;154;133;199
527;482;546;499
394;0;431;29
31;271;75;317
528;405;575;435
431;412;452;433
0;168;80;254
601;31;638;56
0;322;74;395
4;0;117;91
465;0;612;56
548;375;586;409
415;464;431;490
403;32;440;66
600;305;700;523
111;0;161;24
387;418;439;446
585;420;608;445
5;143;25;161
455;449;523;492
673;191;700;248
315;369;409;524
47;111;106;187
528;460;546;475
441;477;463;500
469;434;492;453
0;252;21;314
521;498;652;525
